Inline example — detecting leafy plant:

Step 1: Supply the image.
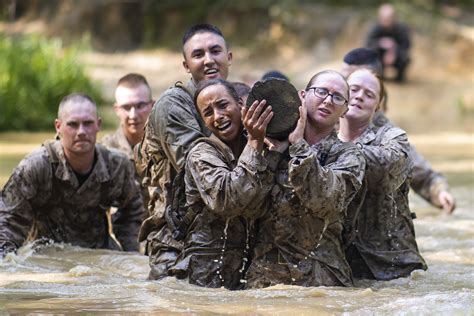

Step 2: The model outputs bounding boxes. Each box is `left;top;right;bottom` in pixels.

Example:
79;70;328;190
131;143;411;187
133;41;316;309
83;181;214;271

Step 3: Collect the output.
0;35;103;131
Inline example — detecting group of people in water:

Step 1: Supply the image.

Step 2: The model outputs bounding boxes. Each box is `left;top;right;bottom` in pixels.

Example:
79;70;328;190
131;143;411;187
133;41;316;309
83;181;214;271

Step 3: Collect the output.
0;18;456;291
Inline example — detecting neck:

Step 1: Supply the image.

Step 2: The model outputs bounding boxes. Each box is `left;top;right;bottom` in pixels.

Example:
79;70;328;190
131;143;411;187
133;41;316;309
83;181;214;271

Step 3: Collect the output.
124;130;143;147
304;123;334;145
338;117;370;142
227;136;244;158
64;149;95;174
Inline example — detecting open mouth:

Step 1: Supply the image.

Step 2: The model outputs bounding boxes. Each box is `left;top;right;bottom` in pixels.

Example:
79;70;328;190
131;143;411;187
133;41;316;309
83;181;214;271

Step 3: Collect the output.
215;121;231;131
205;69;218;76
318;107;331;115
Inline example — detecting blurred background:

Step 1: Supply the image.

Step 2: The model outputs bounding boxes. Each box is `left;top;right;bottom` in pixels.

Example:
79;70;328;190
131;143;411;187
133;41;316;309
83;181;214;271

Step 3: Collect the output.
0;0;473;186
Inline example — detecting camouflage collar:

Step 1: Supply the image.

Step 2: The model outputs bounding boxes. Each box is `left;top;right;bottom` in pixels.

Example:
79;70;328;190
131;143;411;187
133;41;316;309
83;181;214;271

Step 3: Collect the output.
310;129;339;153
115;126;134;158
51;140;111;185
209;134;236;162
354;124;377;145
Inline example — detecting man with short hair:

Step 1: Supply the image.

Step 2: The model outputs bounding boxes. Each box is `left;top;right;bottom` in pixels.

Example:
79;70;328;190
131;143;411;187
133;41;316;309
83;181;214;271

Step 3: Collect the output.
341;47;456;214
366;3;411;82
102;73;154;159
135;23;233;279
0;93;145;257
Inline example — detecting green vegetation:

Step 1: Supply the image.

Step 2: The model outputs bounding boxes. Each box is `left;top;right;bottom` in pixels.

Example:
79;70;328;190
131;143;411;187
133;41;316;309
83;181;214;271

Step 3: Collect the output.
0;35;103;131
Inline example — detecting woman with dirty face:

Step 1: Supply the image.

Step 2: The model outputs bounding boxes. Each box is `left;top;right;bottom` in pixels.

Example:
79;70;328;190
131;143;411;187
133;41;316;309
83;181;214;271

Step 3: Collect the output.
168;79;283;290
339;68;427;280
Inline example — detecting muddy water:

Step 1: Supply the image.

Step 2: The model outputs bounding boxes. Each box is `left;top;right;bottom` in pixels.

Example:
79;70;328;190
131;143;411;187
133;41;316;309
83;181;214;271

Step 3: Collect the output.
0;135;472;314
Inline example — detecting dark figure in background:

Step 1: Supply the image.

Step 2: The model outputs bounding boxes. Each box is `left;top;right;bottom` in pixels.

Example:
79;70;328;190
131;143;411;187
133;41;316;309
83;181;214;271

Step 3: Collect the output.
366;3;411;82
135;24;233;280
0;94;145;258
169;79;278;289
261;70;289;82
341;47;456;214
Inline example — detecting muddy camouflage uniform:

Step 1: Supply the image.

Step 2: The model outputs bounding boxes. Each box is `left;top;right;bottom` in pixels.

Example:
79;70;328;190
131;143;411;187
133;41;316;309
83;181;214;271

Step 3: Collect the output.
102;127;135;159
101;127;150;217
345;123;427;280
373;111;451;209
169;135;280;290
245;131;365;288
0;140;144;255
134;80;210;279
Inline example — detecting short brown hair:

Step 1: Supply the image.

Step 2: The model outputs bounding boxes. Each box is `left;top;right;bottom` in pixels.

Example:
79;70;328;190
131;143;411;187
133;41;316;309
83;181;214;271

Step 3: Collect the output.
117;73;150;89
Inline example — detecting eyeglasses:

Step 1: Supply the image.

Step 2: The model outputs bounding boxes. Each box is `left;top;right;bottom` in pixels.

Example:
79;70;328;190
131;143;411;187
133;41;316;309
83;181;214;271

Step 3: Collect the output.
118;101;152;112
307;87;347;106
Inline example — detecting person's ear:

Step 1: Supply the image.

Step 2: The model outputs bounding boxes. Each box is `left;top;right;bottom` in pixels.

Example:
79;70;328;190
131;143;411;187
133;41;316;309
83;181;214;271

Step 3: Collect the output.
113;103;121;116
299;90;306;102
97;117;102;130
183;60;191;74
54;119;61;134
227;50;233;66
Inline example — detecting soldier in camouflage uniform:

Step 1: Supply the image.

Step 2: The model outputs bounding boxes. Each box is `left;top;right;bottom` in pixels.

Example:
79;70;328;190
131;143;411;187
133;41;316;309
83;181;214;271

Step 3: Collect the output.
245;70;366;288
0;94;145;258
341;47;456;213
134;24;233;279
101;73;154;218
339;69;427;280
169;79;280;289
102;73;154;160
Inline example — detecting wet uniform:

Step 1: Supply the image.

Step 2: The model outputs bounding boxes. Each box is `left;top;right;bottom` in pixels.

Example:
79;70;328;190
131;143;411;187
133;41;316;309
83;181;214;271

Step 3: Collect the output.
101;127;150;218
134;80;210;279
246;131;365;288
0;140;144;255
169;135;279;290
373;111;451;209
345;123;427;280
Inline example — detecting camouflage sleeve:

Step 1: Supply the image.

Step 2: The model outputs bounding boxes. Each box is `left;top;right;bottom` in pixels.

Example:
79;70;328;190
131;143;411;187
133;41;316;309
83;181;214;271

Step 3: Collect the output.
186;142;274;219
158;91;207;172
0;153;48;255
288;139;366;219
111;158;146;252
409;145;449;208
361;127;412;192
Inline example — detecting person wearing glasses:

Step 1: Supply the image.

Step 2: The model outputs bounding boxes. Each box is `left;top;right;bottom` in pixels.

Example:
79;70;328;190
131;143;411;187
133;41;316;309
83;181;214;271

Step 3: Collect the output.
338;68;427;280
245;70;365;288
102;73;154;159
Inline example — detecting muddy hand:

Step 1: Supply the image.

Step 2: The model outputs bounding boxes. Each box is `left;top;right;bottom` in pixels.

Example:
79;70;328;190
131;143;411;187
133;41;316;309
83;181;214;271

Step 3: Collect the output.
242;100;274;152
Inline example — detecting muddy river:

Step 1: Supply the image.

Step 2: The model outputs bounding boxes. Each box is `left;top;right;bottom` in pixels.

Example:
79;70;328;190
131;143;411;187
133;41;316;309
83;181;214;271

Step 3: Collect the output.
0;132;472;315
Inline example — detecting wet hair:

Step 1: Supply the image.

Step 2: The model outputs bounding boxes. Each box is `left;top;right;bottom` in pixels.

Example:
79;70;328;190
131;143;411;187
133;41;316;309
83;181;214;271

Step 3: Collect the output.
182;23;224;46
348;68;386;109
193;79;240;114
261;70;289;81
117;73;150;89
305;70;349;99
58;93;96;119
343;48;383;76
232;81;251;100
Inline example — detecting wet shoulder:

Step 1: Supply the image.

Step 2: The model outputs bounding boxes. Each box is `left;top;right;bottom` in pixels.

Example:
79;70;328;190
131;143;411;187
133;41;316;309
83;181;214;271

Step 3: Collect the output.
154;85;193;117
187;140;230;168
15;146;51;178
330;138;364;161
376;124;407;143
98;145;132;168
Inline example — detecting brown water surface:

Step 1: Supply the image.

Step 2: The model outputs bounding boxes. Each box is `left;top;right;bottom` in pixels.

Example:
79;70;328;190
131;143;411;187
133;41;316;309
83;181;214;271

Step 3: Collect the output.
0;132;473;315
